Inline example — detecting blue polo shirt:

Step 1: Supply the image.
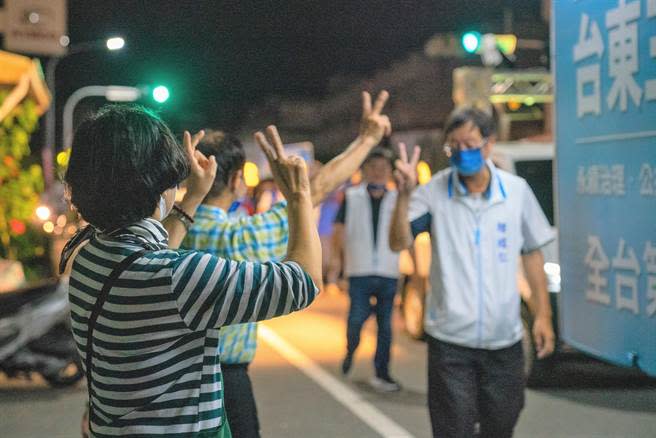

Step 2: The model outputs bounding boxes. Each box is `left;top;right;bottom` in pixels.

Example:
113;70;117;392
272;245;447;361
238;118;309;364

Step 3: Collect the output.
409;161;554;349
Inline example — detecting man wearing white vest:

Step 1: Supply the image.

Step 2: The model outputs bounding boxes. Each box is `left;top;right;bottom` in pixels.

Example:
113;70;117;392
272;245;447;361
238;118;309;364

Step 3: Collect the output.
330;147;401;392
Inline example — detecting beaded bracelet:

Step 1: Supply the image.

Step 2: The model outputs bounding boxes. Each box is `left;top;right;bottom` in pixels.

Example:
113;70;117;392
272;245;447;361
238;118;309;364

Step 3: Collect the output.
172;205;194;223
170;205;194;230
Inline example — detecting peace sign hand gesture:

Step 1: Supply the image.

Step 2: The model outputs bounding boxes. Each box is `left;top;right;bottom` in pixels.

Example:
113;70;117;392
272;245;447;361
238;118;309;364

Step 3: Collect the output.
183;130;217;201
394;142;421;195
254;125;310;200
359;90;392;144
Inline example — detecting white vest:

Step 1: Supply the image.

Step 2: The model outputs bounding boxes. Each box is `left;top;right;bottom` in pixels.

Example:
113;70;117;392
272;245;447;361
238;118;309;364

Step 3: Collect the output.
343;185;400;279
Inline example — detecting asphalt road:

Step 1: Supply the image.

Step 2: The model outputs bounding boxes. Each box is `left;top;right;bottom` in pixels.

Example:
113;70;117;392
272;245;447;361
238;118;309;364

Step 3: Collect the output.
1;291;655;437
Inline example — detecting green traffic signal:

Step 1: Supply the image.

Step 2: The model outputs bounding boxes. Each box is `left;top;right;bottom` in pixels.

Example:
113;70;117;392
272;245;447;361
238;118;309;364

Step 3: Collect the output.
461;32;481;54
152;85;170;103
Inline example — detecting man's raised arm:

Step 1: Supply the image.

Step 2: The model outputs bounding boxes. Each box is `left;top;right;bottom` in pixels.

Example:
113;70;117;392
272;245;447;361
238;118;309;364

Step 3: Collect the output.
389;143;421;252
310;90;392;206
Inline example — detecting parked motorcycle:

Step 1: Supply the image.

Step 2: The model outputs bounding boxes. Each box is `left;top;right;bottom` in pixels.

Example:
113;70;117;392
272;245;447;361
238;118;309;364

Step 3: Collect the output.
0;278;83;387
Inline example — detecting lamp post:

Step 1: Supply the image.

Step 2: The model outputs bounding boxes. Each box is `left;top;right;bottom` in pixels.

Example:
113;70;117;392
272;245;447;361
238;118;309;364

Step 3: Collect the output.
62;85;142;149
43;37;125;187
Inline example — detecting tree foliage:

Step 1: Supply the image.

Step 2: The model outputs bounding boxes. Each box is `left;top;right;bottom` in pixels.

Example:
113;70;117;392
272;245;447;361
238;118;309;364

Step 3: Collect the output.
0;92;46;264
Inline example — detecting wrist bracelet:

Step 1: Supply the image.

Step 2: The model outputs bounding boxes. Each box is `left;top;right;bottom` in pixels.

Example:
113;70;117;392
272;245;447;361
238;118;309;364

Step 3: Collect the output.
172;205;194;223
170;205;194;230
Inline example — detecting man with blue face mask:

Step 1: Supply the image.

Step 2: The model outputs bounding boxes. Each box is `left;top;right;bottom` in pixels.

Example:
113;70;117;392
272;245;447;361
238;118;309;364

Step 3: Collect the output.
329;146;402;392
389;107;555;438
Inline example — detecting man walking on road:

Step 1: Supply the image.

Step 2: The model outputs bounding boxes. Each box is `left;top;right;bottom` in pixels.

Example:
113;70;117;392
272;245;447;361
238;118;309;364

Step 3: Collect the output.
330;146;402;392
389;107;555;438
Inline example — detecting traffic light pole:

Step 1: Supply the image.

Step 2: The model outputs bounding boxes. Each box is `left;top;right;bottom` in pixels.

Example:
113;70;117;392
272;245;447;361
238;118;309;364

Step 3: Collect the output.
42;39;124;187
43;56;60;189
62;85;141;150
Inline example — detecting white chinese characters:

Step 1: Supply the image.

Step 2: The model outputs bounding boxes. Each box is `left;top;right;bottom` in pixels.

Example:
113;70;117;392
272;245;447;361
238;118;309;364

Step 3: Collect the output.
577;164;625;195
574;13;604;117
606;0;642;111
612;238;641;314
574;0;656;117
644;241;656;316
585;235;612;305
584;236;656;317
646;0;656;100
639;163;656;196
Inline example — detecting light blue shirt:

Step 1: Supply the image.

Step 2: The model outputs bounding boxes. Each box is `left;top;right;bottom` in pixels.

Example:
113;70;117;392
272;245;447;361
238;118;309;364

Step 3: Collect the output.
409;161;554;349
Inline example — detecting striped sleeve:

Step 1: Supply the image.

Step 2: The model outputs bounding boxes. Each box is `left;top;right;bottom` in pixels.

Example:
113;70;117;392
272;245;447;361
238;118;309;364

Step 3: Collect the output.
170;251;318;331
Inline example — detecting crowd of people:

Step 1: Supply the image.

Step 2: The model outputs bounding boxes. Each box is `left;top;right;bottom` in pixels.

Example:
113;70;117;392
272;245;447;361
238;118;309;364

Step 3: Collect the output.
62;90;554;438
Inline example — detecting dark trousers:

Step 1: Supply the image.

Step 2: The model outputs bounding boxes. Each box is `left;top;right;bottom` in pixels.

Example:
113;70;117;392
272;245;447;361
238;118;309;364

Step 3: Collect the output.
347;276;398;377
427;336;525;438
222;363;260;438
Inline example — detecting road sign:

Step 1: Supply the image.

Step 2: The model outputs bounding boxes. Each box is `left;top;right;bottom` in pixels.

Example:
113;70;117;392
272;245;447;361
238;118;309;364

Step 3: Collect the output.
2;0;67;56
554;0;656;375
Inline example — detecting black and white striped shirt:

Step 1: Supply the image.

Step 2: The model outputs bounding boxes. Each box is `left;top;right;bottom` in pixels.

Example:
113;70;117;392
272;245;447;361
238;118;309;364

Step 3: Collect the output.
68;218;317;437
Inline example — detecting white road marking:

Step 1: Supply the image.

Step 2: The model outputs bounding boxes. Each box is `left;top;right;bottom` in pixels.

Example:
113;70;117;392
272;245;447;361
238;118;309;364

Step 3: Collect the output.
259;324;415;438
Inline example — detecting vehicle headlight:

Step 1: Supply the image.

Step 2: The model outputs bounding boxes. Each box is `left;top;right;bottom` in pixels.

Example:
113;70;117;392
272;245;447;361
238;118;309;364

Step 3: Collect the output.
543;262;561;293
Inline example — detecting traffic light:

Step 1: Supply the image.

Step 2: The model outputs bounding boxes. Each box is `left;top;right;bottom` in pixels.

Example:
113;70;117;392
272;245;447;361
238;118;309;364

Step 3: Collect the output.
152;85;170;103
461;32;518;67
461;32;517;56
493;34;517;56
461;32;481;54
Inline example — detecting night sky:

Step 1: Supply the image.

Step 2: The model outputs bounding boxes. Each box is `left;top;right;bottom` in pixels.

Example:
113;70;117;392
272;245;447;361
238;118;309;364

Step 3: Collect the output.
55;0;542;132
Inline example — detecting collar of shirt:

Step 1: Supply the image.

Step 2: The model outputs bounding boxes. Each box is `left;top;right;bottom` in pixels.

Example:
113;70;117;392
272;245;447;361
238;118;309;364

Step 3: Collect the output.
187;201;289;263
448;159;507;204
97;218;169;250
60;218;168;271
195;204;230;222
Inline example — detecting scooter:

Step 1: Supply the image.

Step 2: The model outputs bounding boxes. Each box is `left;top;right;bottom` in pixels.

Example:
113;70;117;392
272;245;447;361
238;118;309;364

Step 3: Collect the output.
0;278;84;387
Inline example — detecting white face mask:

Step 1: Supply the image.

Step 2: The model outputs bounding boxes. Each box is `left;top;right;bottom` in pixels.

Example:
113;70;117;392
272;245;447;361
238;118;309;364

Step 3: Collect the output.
158;187;177;221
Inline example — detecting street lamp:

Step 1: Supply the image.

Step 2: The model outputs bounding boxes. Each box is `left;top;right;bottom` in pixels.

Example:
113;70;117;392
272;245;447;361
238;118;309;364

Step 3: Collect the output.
43;36;126;187
106;37;125;51
62;85;142;149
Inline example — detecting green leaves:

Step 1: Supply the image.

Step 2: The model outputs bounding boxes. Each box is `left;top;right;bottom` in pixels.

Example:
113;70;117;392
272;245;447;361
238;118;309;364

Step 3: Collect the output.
0;97;44;262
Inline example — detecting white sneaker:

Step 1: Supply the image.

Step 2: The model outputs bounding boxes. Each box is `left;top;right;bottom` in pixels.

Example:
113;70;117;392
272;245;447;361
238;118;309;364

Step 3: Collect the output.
369;375;401;392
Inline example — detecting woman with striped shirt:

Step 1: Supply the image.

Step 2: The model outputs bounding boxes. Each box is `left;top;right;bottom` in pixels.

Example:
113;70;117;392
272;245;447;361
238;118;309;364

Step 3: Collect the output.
63;105;322;437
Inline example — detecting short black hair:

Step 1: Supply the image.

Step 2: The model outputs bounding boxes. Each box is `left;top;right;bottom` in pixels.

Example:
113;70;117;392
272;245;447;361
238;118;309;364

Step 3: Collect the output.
196;130;246;198
65;105;189;231
444;106;497;139
363;146;395;168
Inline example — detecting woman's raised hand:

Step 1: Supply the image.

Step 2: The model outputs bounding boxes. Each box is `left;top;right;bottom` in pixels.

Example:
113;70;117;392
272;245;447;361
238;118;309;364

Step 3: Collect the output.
183;130;217;201
254;125;310;200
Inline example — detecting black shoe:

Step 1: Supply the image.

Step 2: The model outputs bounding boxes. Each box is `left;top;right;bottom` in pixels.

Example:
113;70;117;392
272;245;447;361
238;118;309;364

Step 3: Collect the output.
341;353;353;375
369;374;401;392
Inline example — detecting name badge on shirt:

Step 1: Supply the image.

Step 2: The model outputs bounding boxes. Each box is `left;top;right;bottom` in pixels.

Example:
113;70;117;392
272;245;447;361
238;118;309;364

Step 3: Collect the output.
497;222;508;263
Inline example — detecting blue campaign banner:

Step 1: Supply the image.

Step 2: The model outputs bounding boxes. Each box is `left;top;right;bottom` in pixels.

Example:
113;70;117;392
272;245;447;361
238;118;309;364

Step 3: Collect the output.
554;0;656;375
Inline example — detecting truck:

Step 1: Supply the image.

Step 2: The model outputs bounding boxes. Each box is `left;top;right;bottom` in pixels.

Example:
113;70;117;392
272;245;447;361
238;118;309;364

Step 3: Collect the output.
553;0;655;376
